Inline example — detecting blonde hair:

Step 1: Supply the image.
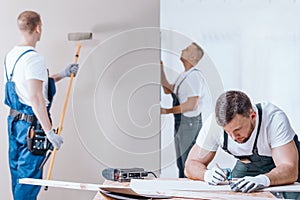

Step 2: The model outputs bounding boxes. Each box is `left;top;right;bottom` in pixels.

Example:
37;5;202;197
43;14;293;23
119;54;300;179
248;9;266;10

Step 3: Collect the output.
192;42;204;64
17;10;41;34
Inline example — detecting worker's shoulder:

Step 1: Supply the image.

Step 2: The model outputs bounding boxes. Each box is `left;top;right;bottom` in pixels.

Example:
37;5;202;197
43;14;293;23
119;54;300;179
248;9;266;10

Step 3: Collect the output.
9;46;42;61
186;69;206;83
259;102;291;127
259;102;285;115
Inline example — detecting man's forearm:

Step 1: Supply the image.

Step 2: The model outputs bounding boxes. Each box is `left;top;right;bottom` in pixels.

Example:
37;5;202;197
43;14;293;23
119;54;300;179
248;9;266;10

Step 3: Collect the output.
163;97;198;114
266;164;298;186
184;145;216;180
268;140;299;186
163;105;182;114
30;94;52;133
50;73;63;82
185;159;206;180
161;68;173;94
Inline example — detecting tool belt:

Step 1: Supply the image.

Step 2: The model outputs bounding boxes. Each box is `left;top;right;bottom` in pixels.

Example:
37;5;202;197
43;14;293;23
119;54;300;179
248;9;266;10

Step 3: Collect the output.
9;108;36;124
27;125;53;156
9;109;53;156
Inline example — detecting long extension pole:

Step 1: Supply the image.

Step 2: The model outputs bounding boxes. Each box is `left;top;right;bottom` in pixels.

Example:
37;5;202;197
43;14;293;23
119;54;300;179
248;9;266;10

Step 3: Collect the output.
45;43;81;190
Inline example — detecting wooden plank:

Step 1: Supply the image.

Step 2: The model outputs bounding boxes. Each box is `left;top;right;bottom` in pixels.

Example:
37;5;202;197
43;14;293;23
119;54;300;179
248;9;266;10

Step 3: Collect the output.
19;178;170;199
19;178;102;191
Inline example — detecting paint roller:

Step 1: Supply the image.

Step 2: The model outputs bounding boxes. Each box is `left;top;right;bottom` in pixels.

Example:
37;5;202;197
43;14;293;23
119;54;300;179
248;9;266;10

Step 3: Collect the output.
45;32;93;190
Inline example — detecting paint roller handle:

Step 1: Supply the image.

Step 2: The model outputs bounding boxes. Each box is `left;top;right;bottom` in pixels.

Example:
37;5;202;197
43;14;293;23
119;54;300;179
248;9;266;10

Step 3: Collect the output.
45;43;81;189
74;43;81;64
59;43;80;78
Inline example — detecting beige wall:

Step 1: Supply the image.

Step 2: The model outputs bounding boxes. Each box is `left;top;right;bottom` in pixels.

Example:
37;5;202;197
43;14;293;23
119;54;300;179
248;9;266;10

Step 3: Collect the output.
0;1;160;199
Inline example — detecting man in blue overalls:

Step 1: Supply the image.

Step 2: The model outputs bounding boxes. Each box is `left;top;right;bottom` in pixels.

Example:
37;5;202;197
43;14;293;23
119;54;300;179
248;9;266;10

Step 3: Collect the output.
161;42;212;178
185;90;300;199
4;10;79;200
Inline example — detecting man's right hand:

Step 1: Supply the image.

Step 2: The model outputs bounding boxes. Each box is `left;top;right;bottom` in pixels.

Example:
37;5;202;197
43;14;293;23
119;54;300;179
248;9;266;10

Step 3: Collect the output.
46;129;63;150
204;167;228;185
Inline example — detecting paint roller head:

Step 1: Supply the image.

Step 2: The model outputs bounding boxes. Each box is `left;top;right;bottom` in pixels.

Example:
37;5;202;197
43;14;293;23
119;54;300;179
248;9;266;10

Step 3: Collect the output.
67;32;93;41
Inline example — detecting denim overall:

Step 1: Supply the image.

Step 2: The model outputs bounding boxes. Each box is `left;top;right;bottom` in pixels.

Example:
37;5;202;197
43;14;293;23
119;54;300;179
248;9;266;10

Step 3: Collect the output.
172;68;202;178
223;104;300;199
4;49;56;200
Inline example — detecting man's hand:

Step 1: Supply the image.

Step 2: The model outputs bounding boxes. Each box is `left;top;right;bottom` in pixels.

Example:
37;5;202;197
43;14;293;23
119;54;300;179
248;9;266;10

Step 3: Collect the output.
46;129;63;150
204;167;228;185
230;175;270;193
60;63;79;78
161;108;167;114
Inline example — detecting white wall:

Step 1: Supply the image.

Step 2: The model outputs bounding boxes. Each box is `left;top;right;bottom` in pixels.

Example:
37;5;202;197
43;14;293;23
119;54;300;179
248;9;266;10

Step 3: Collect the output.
0;1;160;199
160;0;300;177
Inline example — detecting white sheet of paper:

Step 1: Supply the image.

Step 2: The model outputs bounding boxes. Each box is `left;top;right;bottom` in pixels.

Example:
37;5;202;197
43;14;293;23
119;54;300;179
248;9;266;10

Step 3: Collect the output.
130;179;300;192
130;179;230;192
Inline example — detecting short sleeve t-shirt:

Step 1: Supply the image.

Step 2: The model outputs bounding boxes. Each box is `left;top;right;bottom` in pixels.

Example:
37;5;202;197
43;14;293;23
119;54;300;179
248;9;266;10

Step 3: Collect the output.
5;46;49;107
174;67;212;118
196;102;295;156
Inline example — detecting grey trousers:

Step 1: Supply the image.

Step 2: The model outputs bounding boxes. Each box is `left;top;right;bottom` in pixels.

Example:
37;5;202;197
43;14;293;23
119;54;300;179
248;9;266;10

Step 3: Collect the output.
174;114;202;178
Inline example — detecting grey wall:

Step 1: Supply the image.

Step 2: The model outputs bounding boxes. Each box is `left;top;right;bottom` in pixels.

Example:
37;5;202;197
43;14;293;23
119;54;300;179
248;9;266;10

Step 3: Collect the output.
0;1;160;199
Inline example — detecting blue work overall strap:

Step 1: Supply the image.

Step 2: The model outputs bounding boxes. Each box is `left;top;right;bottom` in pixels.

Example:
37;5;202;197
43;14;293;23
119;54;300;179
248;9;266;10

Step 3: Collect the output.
4;49;36;82
172;68;200;133
4;49;36;115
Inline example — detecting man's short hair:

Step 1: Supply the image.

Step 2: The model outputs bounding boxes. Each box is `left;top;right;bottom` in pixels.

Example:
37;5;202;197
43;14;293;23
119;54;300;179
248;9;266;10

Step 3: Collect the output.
17;10;41;34
192;42;204;64
215;90;253;126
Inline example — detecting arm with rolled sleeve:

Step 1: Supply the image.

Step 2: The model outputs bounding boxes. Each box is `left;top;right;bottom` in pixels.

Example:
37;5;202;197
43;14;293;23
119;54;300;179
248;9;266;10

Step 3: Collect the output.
161;70;202;115
26;54;64;150
27;79;63;149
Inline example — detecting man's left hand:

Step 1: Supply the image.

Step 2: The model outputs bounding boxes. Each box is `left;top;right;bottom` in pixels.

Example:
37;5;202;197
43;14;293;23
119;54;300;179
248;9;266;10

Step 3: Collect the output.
230;174;270;193
161;108;167;114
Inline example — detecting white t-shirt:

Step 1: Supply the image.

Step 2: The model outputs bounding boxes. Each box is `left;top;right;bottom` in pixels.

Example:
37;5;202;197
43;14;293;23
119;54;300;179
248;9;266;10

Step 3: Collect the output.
4;46;49;107
196;102;296;157
174;67;212;118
